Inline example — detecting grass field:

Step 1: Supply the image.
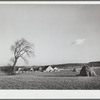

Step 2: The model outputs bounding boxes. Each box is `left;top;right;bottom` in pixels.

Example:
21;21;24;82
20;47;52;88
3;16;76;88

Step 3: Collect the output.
0;68;100;89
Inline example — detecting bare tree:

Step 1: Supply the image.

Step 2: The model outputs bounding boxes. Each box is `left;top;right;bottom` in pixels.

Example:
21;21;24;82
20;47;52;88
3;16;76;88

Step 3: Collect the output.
10;38;34;74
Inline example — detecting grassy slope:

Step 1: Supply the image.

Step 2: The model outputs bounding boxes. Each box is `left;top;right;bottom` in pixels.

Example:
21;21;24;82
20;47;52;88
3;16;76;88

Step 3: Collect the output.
0;74;100;89
0;68;99;89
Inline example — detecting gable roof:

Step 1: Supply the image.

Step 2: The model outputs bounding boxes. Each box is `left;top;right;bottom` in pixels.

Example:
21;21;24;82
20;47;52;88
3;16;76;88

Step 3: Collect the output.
46;66;54;71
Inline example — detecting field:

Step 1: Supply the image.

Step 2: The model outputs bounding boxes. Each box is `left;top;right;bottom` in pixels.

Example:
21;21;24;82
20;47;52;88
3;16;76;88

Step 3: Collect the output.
0;67;100;89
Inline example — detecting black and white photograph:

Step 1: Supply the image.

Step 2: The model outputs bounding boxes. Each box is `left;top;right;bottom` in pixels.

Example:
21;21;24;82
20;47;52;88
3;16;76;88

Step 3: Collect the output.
0;2;100;90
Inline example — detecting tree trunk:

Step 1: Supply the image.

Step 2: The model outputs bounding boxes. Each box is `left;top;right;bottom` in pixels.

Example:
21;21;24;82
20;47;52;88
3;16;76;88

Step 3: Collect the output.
11;58;18;75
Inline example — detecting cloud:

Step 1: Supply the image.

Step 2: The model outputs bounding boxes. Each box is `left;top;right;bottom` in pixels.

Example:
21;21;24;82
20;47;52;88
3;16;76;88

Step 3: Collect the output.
71;38;85;45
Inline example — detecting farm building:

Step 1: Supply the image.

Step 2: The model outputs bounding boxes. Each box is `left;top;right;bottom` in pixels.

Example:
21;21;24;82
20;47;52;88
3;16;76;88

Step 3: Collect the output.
45;66;54;72
54;67;60;72
16;67;34;73
30;68;33;71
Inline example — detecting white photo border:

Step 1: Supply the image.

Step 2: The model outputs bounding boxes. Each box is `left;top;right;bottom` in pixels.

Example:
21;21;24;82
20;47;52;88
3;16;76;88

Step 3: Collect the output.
0;1;100;99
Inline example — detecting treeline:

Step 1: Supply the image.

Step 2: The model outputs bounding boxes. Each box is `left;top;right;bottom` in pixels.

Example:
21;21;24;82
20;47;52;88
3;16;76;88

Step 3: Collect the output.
0;61;100;73
88;61;100;67
0;66;11;73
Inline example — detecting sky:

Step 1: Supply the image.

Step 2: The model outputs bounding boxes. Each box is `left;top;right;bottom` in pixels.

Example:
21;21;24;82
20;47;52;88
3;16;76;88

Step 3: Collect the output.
0;4;100;66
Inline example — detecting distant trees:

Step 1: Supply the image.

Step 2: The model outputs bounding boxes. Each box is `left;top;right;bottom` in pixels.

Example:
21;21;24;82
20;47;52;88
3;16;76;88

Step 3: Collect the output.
10;38;34;75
